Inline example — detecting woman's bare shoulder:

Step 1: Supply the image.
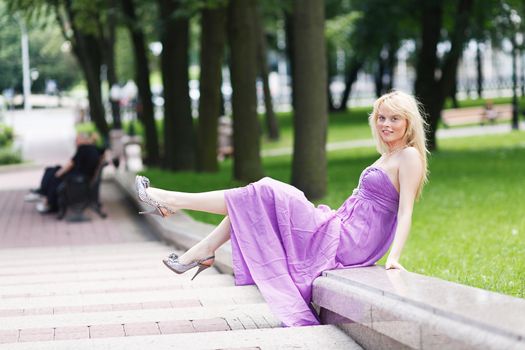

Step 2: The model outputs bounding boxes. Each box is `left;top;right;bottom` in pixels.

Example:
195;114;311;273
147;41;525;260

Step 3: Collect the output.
399;147;423;169
400;146;419;157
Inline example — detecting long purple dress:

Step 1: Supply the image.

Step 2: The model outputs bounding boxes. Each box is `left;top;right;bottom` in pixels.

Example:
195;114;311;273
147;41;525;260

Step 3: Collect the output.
224;166;399;327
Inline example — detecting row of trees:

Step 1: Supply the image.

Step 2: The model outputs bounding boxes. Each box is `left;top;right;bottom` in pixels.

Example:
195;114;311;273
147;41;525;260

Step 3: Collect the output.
8;0;329;198
7;0;525;200
325;0;524;150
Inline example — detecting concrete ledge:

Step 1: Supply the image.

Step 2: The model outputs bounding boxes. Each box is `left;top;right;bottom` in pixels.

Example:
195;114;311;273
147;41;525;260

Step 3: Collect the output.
313;266;525;350
112;172;234;275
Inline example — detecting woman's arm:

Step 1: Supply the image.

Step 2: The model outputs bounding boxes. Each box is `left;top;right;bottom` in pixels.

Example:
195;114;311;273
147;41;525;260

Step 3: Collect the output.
55;160;74;178
385;147;424;270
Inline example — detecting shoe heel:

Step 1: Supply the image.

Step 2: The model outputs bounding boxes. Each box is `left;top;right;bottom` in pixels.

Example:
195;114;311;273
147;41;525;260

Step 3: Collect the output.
139;208;163;217
191;264;211;281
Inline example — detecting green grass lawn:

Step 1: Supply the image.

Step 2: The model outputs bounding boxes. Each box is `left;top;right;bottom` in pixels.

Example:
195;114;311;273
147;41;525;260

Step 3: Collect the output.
261;107;372;151
142;130;525;299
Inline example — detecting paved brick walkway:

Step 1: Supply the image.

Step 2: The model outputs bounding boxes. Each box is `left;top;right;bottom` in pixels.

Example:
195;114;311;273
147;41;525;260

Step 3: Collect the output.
0;179;155;248
0;107;157;248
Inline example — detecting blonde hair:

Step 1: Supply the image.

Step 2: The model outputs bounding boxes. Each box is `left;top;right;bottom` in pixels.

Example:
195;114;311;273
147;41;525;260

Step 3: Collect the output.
369;90;429;199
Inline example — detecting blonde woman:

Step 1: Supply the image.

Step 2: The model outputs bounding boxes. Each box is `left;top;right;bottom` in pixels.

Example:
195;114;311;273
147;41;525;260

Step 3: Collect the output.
135;90;429;327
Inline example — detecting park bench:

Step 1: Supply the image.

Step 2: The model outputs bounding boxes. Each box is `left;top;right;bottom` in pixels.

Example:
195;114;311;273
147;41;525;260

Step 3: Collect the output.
56;154;108;221
442;104;512;127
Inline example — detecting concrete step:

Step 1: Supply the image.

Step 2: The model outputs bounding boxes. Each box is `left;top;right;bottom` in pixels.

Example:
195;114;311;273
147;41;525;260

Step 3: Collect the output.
0;242;171;259
0;292;265;318
0;296;265;318
0;263;222;286
0;274;235;298
0;259;173;276
0;250;176;269
0;324;360;349
0;303;277;330
0;285;264;310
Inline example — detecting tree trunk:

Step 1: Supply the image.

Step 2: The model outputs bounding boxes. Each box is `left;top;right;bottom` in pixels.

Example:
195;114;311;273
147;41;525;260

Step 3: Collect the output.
512;42;519;130
414;0;473;151
414;0;443;151
385;43;397;91
291;0;327;200
327;47;337;111
255;6;279;141
159;0;195;170
84;38;109;139
81;40;109;140
438;0;473;134
121;0;159;164
219;53;228;116
64;0;109;140
327;80;337;111
521;49;525;98
375;51;386;98
104;0;121;129
336;58;362;111
476;41;484;99
284;11;295;111
227;0;264;182
219;78;226;116
450;69;459;108
197;6;227;172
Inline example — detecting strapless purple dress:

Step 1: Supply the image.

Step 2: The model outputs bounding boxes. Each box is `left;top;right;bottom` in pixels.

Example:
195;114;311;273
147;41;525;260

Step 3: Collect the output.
224;166;399;327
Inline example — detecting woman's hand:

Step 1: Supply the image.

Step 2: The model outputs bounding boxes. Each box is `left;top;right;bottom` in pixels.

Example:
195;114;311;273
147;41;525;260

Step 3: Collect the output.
385;257;407;271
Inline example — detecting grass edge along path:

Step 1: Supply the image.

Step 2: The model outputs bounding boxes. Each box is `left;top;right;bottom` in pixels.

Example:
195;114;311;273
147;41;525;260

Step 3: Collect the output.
142;131;525;299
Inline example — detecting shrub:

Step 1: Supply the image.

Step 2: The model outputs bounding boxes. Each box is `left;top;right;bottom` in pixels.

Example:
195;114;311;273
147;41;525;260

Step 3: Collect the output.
0;146;21;165
0;123;14;147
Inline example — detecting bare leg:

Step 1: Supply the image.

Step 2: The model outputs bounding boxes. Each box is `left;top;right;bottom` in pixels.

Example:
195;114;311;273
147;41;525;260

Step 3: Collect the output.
144;185;231;264
146;188;227;215
177;216;232;265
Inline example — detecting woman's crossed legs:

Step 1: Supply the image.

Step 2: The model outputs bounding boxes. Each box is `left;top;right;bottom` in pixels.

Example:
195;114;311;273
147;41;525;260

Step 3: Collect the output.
145;187;231;265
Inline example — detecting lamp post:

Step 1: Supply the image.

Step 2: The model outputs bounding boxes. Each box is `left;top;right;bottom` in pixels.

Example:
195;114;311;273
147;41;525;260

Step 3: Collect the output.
20;20;31;111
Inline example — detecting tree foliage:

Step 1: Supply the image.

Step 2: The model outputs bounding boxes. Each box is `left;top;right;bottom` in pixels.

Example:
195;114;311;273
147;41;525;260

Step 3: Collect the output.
0;3;80;92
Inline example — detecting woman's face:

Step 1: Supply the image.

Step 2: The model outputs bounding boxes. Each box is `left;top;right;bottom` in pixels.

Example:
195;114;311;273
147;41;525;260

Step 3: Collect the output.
375;104;408;147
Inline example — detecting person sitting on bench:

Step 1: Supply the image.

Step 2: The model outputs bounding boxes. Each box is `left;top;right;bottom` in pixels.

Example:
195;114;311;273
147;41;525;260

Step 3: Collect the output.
25;132;104;214
481;99;499;125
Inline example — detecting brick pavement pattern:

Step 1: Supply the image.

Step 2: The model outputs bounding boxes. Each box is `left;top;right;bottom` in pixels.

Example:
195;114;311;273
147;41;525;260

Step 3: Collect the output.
0;181;153;248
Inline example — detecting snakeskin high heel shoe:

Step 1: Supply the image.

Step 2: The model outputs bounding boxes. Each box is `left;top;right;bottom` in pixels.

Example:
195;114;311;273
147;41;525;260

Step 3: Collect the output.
135;175;175;217
162;253;215;280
